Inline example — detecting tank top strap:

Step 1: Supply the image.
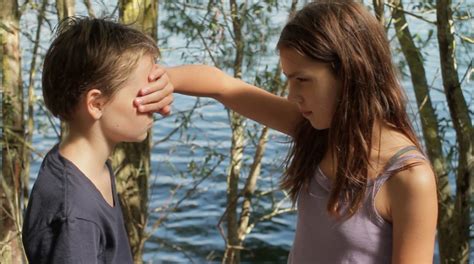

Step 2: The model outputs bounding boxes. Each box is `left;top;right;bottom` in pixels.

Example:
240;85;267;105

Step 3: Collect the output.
373;146;427;190
384;146;420;169
368;146;427;226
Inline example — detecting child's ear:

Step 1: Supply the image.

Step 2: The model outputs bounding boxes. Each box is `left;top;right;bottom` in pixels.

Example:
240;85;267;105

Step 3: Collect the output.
85;89;106;120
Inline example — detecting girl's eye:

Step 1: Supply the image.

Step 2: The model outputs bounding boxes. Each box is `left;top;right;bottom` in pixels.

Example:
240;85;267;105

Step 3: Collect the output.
296;77;308;82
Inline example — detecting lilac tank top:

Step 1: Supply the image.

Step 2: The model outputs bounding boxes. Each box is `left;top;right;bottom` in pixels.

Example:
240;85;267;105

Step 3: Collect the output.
288;146;426;263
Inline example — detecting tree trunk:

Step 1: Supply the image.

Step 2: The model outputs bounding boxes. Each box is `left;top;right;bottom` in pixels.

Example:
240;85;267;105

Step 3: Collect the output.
222;1;246;263
223;2;297;262
436;0;472;262
236;127;269;242
111;142;150;263
391;1;473;263
114;0;158;262
0;0;25;262
55;0;75;21
23;0;49;212
372;0;385;26
55;0;75;140
234;18;292;254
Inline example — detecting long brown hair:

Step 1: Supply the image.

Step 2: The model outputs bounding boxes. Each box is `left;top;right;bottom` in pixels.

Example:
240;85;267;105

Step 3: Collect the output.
278;0;422;218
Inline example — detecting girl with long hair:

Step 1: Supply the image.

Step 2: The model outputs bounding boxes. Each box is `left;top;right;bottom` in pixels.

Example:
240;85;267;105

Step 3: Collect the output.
141;1;438;262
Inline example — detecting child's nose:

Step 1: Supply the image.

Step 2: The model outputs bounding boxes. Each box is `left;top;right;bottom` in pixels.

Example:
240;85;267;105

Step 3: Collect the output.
287;89;303;104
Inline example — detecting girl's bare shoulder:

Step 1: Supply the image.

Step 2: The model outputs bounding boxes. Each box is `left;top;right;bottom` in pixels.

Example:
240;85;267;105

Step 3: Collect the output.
389;161;435;191
379;127;436;197
382;155;437;228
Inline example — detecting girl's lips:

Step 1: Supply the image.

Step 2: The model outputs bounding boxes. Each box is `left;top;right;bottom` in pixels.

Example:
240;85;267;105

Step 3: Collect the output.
302;111;312;117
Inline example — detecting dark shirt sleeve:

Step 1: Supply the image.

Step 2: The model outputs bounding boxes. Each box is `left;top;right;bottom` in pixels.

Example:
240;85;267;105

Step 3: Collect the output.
25;217;102;264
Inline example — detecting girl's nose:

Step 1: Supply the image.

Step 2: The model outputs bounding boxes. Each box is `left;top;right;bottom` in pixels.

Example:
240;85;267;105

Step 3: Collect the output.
287;89;303;104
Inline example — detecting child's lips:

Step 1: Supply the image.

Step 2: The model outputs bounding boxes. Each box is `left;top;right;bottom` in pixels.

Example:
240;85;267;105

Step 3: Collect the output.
301;110;312;117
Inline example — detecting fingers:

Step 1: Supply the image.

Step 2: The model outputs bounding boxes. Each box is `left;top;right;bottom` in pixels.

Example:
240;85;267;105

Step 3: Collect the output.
157;105;171;116
148;64;166;83
140;75;169;97
135;81;173;107
137;94;174;114
136;64;174;115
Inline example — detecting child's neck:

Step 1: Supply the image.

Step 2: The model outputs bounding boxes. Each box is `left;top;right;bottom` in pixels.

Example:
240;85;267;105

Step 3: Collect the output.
58;123;115;179
320;121;414;181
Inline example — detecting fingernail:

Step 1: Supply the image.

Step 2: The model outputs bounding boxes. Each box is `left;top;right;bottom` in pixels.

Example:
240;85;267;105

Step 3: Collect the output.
142;88;149;94
136;98;142;105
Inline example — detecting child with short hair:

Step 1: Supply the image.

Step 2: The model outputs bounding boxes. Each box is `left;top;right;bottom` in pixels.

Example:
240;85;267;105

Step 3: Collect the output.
22;17;172;263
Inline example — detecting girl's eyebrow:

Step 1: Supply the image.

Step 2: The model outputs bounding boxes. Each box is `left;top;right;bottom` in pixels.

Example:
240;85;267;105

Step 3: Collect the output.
283;71;305;79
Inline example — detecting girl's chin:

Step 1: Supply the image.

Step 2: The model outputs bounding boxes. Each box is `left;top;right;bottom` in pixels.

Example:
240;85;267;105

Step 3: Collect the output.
309;120;330;131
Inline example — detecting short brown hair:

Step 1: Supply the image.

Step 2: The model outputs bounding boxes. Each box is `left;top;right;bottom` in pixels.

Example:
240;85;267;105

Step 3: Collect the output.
42;17;159;121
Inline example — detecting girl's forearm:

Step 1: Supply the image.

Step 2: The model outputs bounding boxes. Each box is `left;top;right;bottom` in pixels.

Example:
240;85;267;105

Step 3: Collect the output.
166;64;301;135
167;65;232;99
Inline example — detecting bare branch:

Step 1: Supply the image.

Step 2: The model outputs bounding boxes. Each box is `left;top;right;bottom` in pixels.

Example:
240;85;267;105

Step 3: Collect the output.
83;0;95;17
385;2;436;24
245;207;295;237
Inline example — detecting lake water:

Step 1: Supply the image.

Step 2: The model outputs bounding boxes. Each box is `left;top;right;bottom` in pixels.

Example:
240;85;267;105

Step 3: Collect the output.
19;1;473;263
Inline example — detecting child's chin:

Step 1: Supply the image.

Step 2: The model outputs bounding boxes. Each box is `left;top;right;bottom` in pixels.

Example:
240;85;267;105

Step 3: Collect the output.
123;133;149;143
310;120;330;130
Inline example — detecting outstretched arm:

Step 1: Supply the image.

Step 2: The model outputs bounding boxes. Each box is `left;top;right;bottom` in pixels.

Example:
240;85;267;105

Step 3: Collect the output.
166;64;302;136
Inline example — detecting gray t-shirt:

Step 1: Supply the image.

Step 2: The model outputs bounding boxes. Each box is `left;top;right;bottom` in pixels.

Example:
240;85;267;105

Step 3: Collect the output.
22;144;133;264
